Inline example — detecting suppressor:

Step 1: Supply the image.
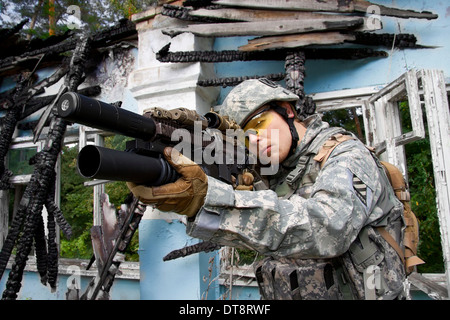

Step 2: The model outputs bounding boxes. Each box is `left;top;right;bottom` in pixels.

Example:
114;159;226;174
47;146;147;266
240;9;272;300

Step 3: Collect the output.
57;92;156;141
77;145;178;185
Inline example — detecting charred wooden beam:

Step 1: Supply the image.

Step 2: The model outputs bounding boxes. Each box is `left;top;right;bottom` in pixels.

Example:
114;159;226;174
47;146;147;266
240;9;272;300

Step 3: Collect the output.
157;43;387;63
182;0;215;8
0;63;70;141
162;4;198;21
348;32;421;48
163;241;221;261
33;213;49;285
284;51;317;120
0;37;76;73
0;19;29;42
20;85;101;119
13;86;101;131
1;35;90;300
0;30;76;73
285;51;305;98
90;18;137;47
0;19;136;75
0;72;37;190
197;72;286;87
44;169;68;289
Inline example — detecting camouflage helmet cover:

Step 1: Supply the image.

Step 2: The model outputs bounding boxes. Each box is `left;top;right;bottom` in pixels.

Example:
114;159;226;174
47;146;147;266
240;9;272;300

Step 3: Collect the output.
218;78;299;127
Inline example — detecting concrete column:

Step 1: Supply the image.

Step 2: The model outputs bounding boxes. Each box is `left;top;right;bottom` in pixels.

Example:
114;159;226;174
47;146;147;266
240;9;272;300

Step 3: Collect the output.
129;13;219;115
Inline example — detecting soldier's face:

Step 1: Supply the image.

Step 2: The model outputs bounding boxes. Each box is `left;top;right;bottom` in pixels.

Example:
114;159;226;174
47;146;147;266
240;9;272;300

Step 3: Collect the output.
244;107;293;164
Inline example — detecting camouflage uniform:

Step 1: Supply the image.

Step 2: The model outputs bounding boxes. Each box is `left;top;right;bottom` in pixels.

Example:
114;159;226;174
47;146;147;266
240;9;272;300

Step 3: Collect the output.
186;79;407;300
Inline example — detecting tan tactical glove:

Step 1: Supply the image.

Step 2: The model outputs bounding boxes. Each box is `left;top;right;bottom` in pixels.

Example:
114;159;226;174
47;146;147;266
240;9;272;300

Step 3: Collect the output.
127;147;208;218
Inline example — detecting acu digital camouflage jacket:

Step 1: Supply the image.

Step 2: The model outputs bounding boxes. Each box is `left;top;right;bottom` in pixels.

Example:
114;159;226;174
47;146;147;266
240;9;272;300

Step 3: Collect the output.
187;114;406;300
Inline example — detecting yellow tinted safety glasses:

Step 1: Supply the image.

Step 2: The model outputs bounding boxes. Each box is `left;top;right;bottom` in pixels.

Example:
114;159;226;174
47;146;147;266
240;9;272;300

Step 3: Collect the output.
243;109;274;149
243;109;274;136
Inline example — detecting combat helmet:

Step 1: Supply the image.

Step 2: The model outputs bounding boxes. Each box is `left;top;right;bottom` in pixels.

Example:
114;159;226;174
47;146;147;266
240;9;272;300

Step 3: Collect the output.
219;78;299;127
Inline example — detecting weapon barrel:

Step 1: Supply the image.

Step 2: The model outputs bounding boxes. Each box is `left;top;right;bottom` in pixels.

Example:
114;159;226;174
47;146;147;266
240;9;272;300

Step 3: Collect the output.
77;145;178;185
57;92;156;141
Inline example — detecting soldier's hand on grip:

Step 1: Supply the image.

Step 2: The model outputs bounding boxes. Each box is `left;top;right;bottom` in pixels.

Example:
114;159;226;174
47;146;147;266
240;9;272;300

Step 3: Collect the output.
127;147;207;218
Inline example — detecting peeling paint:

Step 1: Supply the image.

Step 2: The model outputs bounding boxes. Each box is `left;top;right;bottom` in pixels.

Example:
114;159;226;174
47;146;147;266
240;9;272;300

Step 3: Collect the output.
86;47;137;103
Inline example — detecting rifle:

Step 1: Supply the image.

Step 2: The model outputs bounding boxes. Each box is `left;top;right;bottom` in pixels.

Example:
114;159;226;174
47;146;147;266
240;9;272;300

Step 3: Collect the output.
57;92;260;186
56;92;263;299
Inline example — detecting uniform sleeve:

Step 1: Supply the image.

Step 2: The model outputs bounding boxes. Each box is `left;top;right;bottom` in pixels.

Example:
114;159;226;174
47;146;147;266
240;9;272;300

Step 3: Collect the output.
186;140;387;259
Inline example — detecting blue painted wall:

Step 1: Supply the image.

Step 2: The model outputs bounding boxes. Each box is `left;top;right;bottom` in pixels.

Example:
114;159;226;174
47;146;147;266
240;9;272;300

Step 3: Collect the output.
139;219;220;300
213;0;450;102
304;0;450;93
0;269;139;300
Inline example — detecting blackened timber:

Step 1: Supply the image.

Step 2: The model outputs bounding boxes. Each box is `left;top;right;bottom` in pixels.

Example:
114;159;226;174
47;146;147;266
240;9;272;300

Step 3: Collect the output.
18;86;101;131
162;4;196;21
16;85;101;122
156;46;284;62
0;72;36;190
6;87;100;132
285;51;305;98
197;72;286;87
163;241;221;261
0;30;74;61
0;19;137;75
183;0;214;8
0;36;77;73
44;170;63;290
284;51;317;120
0;19;29;42
157;44;388;63
348;32;420;48
1;35;90;300
33;214;49;285
90;18;137;47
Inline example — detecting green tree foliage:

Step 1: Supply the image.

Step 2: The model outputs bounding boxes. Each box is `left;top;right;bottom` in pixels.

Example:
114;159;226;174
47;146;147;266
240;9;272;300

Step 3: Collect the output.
109;0;156;19
399;101;444;273
60;135;139;261
322;107;365;141
59;144;93;259
0;0;157;39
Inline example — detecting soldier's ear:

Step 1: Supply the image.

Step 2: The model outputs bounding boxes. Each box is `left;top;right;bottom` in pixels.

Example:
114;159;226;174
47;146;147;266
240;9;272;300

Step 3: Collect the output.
279;101;296;119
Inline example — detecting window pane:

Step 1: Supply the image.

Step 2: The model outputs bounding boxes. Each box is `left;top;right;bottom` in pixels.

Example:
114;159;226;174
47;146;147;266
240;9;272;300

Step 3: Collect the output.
8;147;37;175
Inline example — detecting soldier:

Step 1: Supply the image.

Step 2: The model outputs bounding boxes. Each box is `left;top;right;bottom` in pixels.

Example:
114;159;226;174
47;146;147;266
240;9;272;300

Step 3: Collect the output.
127;78;408;300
